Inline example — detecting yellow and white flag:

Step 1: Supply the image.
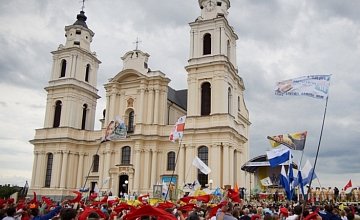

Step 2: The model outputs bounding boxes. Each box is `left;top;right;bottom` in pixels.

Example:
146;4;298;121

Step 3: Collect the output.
260;177;273;186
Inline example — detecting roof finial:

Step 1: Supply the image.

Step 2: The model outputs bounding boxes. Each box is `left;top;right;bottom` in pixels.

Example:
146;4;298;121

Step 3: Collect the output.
133;37;142;50
81;0;86;11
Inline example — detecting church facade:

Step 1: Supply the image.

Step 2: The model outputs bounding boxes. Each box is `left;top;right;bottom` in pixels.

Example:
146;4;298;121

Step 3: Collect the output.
30;0;250;200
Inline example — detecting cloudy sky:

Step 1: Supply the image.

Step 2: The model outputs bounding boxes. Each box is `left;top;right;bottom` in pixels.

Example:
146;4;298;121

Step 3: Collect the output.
0;0;359;189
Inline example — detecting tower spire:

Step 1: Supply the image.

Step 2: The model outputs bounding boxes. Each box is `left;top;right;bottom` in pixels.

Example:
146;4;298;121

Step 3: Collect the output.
81;0;86;11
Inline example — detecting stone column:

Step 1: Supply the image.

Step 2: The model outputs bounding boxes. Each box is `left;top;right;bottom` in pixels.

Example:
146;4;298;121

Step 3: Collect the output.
108;92;117;121
76;152;85;188
137;87;145;124
105;94;110;125
133;147;141;192
153;90;160;124
229;146;234;187
51;151;62;188
150;149;158;188
222;145;230;186
103;148;112;189
210;144;221;188
31;151;38;187
60;150;69;189
177;145;185;187
37;151;46;187
143;149;150;190
147;89;154;124
98;151;105;189
185;145;196;182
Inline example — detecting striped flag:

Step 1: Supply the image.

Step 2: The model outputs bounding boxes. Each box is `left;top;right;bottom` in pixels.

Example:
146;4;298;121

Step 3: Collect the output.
266;146;291;167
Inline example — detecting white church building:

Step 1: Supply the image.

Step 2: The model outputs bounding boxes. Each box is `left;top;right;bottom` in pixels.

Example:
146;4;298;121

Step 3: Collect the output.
29;0;251;200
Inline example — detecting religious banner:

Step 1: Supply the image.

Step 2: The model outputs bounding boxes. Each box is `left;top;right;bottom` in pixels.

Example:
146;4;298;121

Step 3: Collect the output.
102;116;127;142
267;131;307;151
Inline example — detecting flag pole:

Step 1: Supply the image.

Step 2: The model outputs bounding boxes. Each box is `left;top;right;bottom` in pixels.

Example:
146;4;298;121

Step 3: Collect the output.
302;96;329;212
164;139;182;201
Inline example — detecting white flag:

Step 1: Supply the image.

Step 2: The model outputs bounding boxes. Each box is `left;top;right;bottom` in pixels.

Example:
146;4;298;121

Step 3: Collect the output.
94;183;100;194
192;156;211;174
275;75;331;99
260;177;273;186
169;116;186;142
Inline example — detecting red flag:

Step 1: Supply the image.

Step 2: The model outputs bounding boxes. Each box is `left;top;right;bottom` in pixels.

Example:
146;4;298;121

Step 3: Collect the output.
69;191;82;203
178;203;197;212
179;196;196;204
196;194;211;203
41;196;53;207
344;179;352;191
123;205;177;220
227;189;241;203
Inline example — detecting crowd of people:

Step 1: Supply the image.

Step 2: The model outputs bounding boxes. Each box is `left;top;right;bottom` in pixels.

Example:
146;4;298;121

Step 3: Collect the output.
1;187;360;220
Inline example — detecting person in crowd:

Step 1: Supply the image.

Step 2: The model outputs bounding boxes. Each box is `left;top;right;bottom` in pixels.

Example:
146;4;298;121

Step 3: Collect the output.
318;204;341;220
285;205;302;220
334;187;340;202
216;202;237;220
3;207;16;220
59;208;77;220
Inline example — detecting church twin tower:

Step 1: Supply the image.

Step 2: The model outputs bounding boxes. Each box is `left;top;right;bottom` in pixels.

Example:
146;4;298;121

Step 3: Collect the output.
30;0;250;199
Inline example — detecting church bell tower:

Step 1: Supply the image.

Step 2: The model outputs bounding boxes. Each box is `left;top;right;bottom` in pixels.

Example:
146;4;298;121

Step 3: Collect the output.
43;10;101;130
183;0;250;188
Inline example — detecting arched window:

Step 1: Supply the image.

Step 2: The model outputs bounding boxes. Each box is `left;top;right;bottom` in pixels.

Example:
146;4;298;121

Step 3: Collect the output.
81;104;88;130
127;110;134;133
60;59;67;78
201;82;211;116
198;146;209;187
167;151;176;171
228;87;232;115
92;154;99;172
44;153;53;187
121;146;131;165
85;64;90;82
238;96;240;111
53;100;62;128
203;33;211;55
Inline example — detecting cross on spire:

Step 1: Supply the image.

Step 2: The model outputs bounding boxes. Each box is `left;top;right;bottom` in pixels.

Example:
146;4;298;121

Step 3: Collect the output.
133;37;142;50
81;0;86;11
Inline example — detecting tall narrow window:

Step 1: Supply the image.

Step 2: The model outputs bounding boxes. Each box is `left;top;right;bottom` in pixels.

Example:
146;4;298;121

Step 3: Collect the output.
60;59;67;78
228;88;232;115
198;146;209;187
167;151;176;171
85;64;90;82
201;82;211;116
238;96;241;111
121;146;131;165
44;153;53;187
203;33;211;55
127;110;134;133
81;104;88;130
53;100;62;128
92;154;99;172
